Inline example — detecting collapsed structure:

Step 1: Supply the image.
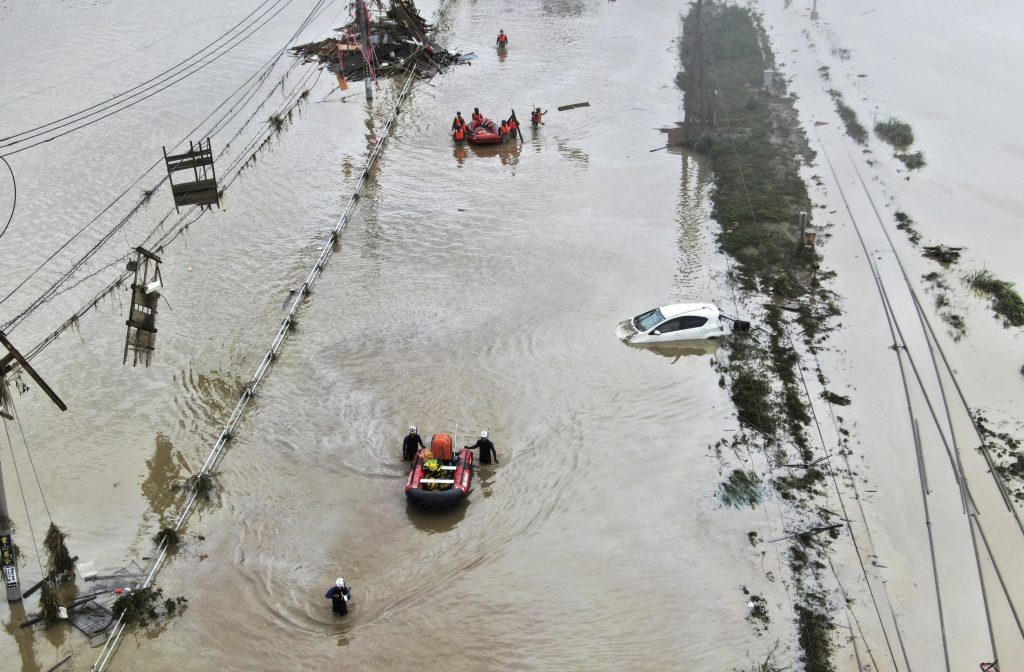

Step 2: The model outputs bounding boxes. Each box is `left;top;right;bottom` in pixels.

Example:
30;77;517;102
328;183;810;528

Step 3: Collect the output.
290;0;467;83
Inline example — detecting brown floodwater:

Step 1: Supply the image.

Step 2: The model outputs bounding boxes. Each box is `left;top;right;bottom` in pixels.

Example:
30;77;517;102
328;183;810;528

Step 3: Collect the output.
6;0;1023;670
0;1;779;670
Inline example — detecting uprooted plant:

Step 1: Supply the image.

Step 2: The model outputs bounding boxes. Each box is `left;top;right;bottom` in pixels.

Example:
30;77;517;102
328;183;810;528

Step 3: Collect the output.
112;585;188;627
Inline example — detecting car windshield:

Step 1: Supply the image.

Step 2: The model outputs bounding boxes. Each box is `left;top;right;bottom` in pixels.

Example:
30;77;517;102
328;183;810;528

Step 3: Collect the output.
633;308;665;332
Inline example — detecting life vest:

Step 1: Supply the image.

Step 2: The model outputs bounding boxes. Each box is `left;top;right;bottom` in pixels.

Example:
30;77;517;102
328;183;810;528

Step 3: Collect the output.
453;126;465;141
499;123;509;135
453;116;465;130
472;113;483;124
509;118;519;131
497;33;508;46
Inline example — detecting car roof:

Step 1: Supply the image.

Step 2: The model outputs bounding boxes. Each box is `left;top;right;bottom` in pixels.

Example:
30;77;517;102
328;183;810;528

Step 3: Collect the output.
659;303;720;319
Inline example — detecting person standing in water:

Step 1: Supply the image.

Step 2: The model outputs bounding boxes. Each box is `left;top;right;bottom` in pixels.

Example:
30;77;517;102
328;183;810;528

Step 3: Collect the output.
403;426;425;461
496;30;508;48
325;577;352;615
464;430;498;464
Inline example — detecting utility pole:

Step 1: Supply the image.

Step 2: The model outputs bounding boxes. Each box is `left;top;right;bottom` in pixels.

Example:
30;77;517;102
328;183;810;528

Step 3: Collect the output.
0;329;68;602
358;1;374;101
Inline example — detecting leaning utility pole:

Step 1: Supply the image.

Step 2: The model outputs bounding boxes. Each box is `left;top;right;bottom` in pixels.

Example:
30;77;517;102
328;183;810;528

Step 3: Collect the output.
0;329;67;602
358;1;374;101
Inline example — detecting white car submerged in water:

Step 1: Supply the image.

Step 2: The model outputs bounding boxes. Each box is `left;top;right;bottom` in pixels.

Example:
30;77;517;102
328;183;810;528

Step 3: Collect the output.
616;303;725;344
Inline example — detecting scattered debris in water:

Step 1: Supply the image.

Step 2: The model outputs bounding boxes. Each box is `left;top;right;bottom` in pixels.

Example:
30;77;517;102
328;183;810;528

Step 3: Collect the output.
290;0;467;82
873;117;914;148
963;269;1024;327
827;88;867;145
922;244;963;264
895;150;926;171
893;210;920;245
111;585;187;627
720;469;764;508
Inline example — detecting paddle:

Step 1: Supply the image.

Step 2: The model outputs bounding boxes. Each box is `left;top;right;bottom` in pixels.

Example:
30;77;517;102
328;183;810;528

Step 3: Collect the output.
510;109;525;142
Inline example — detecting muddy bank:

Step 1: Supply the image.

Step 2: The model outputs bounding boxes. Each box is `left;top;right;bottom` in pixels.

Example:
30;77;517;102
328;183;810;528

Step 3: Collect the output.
679;3;844;668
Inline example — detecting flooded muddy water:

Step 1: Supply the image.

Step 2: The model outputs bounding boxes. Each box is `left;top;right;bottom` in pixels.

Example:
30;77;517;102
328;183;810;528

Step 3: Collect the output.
1;1;770;670
4;0;1023;670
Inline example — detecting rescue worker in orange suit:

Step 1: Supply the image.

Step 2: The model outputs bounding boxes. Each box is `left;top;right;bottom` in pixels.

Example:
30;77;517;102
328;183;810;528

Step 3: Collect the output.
451;111;466;132
471;108;483;126
499;119;510;142
531;108;547;127
507;114;520;141
464;430;498;465
496;30;508;47
453;124;466;142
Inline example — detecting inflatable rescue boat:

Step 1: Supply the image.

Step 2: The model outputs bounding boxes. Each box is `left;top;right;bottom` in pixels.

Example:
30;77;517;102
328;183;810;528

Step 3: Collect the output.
467;118;502;145
405;433;473;509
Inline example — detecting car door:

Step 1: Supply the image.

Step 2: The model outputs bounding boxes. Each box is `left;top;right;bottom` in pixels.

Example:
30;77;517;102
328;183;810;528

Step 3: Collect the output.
649;317;685;342
676;315;710;339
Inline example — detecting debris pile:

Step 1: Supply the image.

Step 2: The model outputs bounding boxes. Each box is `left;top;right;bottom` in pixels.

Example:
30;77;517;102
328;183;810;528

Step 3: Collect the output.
290;0;467;82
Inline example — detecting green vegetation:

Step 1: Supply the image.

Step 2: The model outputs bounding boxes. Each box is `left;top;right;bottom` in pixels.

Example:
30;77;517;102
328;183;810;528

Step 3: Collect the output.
680;7;843;669
178;471;220;503
796;604;835;672
895;151;926;170
827;89;867;145
43;523;75;584
679;3;815;298
874;117;914;148
974;410;1024;502
963;269;1024;327
269;113;287;133
112;586;187;627
894;210;921;245
39;581;62;626
721;469;764;508
821;391;850;406
153;526;181;549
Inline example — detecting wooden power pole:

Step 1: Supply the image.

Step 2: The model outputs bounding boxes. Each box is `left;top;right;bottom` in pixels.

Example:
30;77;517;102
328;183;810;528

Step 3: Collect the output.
0;329;67;601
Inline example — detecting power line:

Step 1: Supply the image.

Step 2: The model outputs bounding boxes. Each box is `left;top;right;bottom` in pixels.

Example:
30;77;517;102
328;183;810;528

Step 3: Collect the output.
0;0;282;148
2;417;45;577
0;0;334;317
0;0;300;158
15;58;323;363
0;156;14;241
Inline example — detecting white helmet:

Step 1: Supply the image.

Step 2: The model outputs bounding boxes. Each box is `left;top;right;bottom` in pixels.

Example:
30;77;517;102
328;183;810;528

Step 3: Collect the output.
409;426;417;433
481;430;488;438
336;577;345;588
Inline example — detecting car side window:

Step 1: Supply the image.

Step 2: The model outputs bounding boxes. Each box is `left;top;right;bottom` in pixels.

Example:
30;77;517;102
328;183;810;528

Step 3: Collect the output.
656;318;685;333
678;316;708;329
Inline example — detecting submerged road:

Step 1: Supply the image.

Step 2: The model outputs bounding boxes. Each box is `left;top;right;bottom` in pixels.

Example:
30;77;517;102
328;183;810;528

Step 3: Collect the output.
2;1;1022;670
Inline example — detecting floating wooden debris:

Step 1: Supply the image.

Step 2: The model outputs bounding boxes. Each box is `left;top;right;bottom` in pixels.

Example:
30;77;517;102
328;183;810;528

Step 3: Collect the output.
290;0;466;82
557;101;590;111
163;138;219;212
922;244;963;264
123;247;163;367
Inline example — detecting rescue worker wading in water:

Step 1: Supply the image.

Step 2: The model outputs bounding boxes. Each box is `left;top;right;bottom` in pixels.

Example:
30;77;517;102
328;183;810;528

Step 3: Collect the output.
496;30;508;47
403;426;425;461
471;108;484;126
453;124;466;142
452;111;466;132
464;430;499;464
499;120;510;142
507;114;520;141
531;107;547;126
325;577;352;615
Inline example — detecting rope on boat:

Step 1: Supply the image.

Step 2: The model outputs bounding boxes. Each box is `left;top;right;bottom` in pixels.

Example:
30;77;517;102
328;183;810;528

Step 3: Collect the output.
91;2;457;669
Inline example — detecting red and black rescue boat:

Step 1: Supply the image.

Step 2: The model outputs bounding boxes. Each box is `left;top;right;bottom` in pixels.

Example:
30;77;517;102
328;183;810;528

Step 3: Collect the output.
405;433;473;509
467;118;502;145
